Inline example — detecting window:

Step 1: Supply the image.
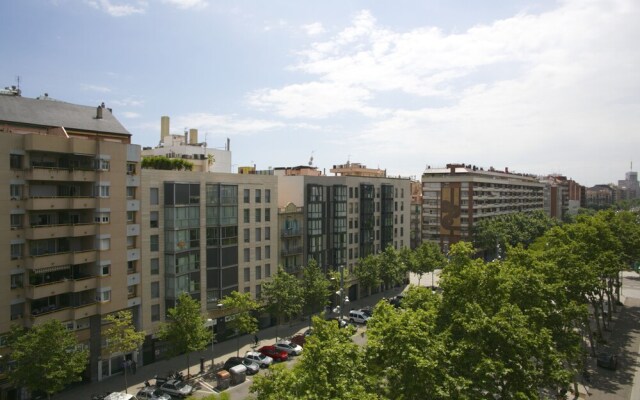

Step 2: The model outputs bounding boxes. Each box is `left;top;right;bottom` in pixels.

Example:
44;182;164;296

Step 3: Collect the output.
97;238;110;250
265;264;271;278
151;304;160;322
127;236;136;249
150;258;159;275
10;154;23;170
150;188;159;205
126;187;135;199
100;264;111;276
127;162;136;175
10;243;23;260
244;228;250;243
151;282;160;299
255;228;261;242
95;185;110;198
10;273;23;289
244;286;250;293
128;260;136;273
255;209;261;223
127;211;135;223
265;208;271;222
150;235;159;252
265;189;271;203
10;214;22;229
255;284;262;299
244;267;251;282
255;265;262;280
244;189;250;203
255;247;262;261
97;290;111;302
150;211;159;228
10;184;22;200
96;159;110;171
243;209;250;223
255;189;261;203
243;248;250;262
265;227;271;240
94;212;110;224
265;245;271;259
11;303;23;320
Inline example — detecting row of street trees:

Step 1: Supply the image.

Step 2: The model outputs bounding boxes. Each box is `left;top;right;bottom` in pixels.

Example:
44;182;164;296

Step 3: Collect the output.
251;209;640;399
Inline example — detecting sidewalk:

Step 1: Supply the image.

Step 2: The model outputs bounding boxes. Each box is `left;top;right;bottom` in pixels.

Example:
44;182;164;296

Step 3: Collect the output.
55;285;405;399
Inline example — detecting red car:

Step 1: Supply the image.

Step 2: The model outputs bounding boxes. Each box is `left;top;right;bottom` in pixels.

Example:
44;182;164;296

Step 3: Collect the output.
259;345;289;362
290;334;306;348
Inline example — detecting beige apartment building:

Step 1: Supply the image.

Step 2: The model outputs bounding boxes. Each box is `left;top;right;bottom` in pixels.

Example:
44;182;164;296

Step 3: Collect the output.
0;91;141;392
276;162;412;301
422;163;545;249
137;169;278;363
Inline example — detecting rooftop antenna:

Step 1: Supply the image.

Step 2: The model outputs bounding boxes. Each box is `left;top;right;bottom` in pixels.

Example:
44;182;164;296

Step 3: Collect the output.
308;150;315;166
16;75;20;90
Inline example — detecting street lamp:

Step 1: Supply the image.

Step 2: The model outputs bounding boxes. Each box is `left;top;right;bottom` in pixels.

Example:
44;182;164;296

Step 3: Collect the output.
206;304;223;371
332;265;349;325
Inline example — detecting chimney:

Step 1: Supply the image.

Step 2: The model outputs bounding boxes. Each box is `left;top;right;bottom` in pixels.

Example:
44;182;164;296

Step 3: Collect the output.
189;128;198;145
161;116;170;143
96;105;103;119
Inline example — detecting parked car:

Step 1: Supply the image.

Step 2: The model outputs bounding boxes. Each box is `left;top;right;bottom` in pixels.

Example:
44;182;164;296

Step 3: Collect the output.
136;387;171;400
290;333;307;347
360;307;373;318
349;309;371;324
159;379;195;398
102;393;139;400
223;356;260;375
259;345;289;361
388;294;405;308
596;352;618;370
274;340;303;356
245;351;274;368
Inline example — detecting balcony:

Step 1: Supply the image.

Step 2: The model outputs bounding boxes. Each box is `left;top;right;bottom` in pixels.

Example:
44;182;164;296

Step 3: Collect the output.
72;302;99;319
281;228;302;237
281;246;303;256
25;280;72;299
26;196;96;210
25;167;96;182
25;223;96;240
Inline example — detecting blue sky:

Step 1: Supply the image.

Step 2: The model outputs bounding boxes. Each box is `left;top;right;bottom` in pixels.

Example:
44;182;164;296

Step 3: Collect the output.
1;0;638;186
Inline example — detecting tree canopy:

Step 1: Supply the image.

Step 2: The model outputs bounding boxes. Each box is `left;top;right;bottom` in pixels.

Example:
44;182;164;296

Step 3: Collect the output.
141;155;194;171
103;310;146;393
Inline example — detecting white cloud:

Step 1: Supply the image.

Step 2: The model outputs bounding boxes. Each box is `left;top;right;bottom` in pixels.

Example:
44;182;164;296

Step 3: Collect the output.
162;0;207;10
302;22;325;36
81;84;111;93
171;113;286;135
121;111;140;118
247;1;640;184
85;0;147;16
110;97;144;107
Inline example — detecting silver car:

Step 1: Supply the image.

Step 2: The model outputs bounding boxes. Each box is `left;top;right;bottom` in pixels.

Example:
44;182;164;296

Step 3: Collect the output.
245;351;273;368
274;340;303;356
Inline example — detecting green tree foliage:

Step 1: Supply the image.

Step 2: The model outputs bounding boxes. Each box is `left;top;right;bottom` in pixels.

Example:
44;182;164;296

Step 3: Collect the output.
158;292;210;376
103;310;146;393
301;259;331;320
262;266;303;340
473;210;557;258
409;242;447;286
221;291;260;357
378;245;408;289
251;317;379;400
8;320;88;399
141;155;194;171
354;253;382;296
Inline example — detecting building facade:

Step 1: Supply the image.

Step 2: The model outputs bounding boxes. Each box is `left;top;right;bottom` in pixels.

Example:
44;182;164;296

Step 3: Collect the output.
586;184;617;208
422;164;545;248
276;163;412;301
137;169;278;363
0;93;141;392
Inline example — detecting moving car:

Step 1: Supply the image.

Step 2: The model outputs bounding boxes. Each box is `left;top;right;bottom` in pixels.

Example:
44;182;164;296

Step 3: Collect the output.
259;345;289;362
159;379;195;398
596;352;618;370
274;340;303;356
136;387;171;400
245;351;274;368
223;356;260;375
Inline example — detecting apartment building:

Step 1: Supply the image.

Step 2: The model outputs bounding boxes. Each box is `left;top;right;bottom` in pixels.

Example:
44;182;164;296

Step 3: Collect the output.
0;91;141;389
137;169;278;363
542;175;585;220
586;184;617;208
422;163;545;248
617;169;640;201
409;180;422;249
276;162;411;301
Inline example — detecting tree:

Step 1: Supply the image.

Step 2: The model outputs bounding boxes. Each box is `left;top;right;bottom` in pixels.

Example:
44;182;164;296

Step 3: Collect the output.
7;320;88;400
410;242;447;286
141;155;194;171
378;245;407;289
221;291;260;357
301;259;331;323
250;317;379;400
158;292;210;376
103;310;146;394
262;267;303;341
354;254;382;296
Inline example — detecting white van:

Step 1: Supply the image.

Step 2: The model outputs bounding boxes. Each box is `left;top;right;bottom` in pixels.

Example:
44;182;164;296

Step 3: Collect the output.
348;310;370;324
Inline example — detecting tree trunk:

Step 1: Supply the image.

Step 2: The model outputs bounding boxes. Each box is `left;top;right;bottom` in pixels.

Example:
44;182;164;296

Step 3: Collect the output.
123;356;129;394
236;335;240;357
584;318;596;356
591;299;603;341
186;354;190;377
